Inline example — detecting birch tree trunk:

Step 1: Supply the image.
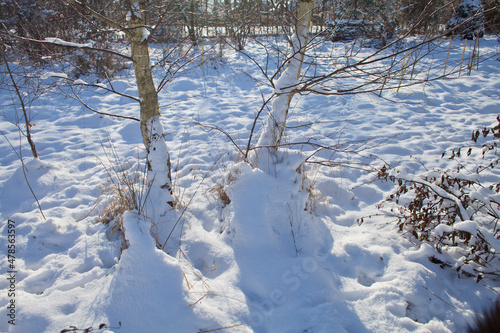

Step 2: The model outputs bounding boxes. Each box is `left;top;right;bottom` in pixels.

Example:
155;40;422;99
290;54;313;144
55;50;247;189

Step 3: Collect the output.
251;0;313;169
65;0;175;211
127;1;175;211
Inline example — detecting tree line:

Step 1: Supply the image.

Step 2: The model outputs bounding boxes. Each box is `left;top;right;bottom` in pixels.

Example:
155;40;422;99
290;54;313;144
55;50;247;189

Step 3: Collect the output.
2;1;499;53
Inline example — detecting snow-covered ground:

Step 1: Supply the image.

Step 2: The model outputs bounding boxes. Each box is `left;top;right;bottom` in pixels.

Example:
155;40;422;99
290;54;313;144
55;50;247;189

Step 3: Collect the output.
1;36;500;332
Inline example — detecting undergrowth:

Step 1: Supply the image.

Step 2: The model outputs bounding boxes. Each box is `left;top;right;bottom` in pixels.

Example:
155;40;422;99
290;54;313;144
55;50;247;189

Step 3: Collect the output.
95;140;150;250
364;116;500;281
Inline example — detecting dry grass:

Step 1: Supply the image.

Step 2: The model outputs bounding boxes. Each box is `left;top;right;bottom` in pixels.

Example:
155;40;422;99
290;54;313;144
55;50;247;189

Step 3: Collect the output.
207;167;240;209
94;139;150;250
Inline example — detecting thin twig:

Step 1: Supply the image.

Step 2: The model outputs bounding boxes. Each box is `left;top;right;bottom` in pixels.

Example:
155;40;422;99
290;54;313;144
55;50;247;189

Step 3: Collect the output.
162;154;224;250
421;286;460;311
1;30;132;61
198;322;252;333
63;85;140;122
0;129;46;220
1;48;38;158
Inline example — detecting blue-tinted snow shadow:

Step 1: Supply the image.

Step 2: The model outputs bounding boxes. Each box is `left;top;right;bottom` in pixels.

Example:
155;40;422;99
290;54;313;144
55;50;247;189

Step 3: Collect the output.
220;162;368;332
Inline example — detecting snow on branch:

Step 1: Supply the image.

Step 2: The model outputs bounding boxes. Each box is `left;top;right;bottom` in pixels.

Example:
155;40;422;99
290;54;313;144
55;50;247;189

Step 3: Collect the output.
0;30;133;61
43;37;92;48
40;72;69;80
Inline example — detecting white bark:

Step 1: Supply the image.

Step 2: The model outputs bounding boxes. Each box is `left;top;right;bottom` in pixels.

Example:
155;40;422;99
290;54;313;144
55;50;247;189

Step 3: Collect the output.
251;0;313;169
146;116;175;215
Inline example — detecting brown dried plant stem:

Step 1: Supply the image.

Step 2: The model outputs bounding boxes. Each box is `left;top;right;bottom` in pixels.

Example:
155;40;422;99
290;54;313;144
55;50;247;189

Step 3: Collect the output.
443;38;452;77
468;37;480;75
459;38;467;77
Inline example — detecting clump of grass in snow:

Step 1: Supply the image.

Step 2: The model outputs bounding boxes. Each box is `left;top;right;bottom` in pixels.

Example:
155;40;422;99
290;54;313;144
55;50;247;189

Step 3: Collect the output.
95;139;150;250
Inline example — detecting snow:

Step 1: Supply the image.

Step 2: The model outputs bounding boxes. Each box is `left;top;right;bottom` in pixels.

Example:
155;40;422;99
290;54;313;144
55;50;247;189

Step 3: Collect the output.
434;224;453;237
470;187;492;204
40;72;68;80
43;37;92;48
141;27;150;43
73;79;88;85
453;221;478;235
144;116;175;219
1;36;500;332
433;221;478;237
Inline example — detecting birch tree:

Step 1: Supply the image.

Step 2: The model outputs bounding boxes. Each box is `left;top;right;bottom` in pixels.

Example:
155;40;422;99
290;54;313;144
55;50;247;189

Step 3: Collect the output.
247;0;497;172
64;0;175;213
250;0;314;168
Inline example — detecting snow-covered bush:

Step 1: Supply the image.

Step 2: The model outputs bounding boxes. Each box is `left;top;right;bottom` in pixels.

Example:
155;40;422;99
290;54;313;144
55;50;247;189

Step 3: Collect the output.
372;117;500;280
0;0;127;78
446;0;485;39
325;19;396;47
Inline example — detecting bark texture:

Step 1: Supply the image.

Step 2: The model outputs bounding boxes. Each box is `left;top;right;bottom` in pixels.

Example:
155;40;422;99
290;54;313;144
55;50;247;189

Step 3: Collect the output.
251;0;313;169
127;2;160;148
127;1;174;208
62;0;175;215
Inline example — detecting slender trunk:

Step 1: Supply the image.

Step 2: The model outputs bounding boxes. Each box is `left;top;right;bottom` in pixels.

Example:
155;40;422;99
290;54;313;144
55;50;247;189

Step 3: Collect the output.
64;0;175;211
2;50;38;158
189;1;197;44
128;2;174;208
129;37;160;148
251;0;313;168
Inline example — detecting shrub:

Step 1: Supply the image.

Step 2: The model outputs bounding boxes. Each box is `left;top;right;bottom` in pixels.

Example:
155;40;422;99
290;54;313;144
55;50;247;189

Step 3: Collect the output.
368;117;500;281
446;0;485;39
0;0;127;78
483;0;500;34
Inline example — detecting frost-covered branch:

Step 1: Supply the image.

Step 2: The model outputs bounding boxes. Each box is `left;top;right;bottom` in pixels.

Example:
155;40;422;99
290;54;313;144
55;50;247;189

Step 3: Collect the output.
389;172;470;221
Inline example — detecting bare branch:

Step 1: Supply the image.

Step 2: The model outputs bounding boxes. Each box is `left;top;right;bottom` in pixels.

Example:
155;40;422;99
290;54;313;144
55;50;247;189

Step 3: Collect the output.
60;84;140;122
1;47;38;158
71;80;141;103
63;0;127;34
0;29;132;61
0;129;46;220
